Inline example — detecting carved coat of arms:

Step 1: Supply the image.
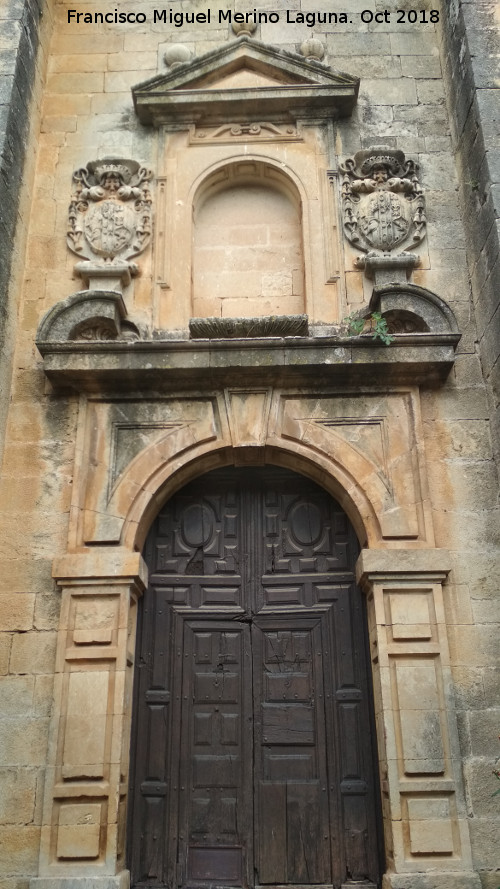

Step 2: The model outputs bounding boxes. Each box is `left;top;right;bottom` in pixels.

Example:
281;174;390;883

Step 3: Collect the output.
67;158;153;284
339;150;426;270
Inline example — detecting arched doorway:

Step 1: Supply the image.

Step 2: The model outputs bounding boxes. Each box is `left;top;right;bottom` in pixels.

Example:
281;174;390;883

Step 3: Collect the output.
127;467;382;888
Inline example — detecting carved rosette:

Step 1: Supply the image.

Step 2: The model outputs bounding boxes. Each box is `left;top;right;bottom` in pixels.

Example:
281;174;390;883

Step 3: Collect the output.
67;158;153;291
339;149;426;281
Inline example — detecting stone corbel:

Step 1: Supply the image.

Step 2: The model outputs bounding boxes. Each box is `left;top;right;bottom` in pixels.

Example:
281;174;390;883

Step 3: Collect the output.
356;549;481;889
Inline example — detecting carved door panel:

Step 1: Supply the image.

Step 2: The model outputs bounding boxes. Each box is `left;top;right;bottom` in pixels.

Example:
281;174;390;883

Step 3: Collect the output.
253;618;331;885
128;468;381;889
175;620;252;888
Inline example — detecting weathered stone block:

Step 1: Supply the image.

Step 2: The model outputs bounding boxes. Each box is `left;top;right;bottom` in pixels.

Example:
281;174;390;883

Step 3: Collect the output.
452;667;486;709
464;758;500;816
0;826;40;875
482;666;500;707
0;717;49;765
0;594;35;631
0;676;34;716
0;768;37;823
0;636;11;675
34;595;61;631
390;32;440;56
468;710;500;756
33;675;53;717
468;817;500;868
10;632;57;674
360;78;418;106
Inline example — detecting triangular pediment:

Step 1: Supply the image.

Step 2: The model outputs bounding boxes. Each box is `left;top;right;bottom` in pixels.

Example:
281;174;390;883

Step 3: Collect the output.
199;68;291;90
132;36;359;126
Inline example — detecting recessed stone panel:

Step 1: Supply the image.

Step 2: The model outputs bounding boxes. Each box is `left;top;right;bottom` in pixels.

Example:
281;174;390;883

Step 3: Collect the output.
387;591;433;641
393;660;445;775
62;670;110;779
56;802;102;860
70;596;119;647
406;796;454;856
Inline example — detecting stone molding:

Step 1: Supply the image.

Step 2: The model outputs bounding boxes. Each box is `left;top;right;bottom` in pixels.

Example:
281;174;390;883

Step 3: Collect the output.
52;548;148;586
36;334;460;391
132;36;359;126
31;877;130;889
356;547;451;584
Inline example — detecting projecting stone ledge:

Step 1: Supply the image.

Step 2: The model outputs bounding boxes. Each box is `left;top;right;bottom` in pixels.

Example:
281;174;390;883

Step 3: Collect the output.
36;332;460;394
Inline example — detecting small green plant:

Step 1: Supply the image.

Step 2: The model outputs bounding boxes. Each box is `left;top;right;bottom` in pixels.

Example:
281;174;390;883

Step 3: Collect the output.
344;311;395;346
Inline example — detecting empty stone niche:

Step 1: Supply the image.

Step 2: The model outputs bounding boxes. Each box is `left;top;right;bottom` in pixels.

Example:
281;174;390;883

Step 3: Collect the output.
192;162;304;319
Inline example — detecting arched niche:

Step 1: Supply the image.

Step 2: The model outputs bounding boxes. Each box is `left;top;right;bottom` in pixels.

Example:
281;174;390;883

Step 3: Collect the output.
192;161;305;319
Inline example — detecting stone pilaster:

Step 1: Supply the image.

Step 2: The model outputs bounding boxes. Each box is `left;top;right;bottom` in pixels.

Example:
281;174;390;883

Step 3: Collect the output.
357;549;481;889
33;550;146;885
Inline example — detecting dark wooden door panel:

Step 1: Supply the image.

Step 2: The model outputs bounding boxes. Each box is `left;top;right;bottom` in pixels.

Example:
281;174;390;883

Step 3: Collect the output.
177;620;252;889
253;619;331;885
128;468;382;889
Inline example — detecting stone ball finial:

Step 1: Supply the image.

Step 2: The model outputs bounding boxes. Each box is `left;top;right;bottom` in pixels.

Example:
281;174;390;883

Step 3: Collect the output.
299;38;325;61
164;44;191;68
232;19;257;37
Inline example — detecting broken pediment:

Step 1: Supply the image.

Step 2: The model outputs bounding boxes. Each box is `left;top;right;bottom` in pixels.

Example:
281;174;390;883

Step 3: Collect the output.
132;36;359;126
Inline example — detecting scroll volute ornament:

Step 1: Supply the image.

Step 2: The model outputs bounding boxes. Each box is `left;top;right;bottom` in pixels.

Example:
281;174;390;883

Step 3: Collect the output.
339;149;426;280
67;158;153;291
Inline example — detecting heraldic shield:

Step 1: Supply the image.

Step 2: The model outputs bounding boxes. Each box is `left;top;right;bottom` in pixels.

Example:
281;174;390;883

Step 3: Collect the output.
340;149;426;258
67;157;153;282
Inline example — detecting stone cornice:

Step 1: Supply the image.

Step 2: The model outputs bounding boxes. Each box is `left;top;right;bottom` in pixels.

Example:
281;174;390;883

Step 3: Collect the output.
36;332;460;393
132;36;359;126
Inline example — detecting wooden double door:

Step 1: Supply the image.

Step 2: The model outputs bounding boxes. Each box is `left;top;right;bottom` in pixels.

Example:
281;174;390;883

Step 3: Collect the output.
128;468;382;889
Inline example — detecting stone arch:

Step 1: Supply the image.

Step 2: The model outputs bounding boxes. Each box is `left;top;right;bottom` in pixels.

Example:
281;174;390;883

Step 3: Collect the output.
118;438;381;553
86;389;428;550
190;157;308;320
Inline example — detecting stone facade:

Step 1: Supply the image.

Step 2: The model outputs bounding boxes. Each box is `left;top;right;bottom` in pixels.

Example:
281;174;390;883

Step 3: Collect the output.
0;3;499;889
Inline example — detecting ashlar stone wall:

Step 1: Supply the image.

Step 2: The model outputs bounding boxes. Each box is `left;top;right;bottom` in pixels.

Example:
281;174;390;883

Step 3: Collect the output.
0;1;499;889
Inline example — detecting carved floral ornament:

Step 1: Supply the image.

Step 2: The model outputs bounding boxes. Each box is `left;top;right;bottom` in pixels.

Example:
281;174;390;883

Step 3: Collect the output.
339;149;426;278
67;158;153;288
